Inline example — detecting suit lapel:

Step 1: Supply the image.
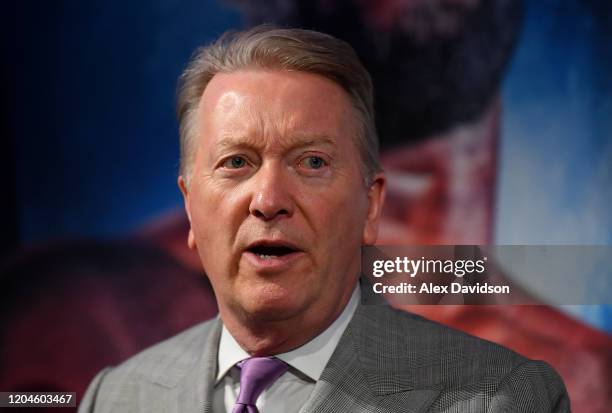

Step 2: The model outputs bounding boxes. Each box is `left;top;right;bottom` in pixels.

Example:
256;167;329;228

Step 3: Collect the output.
301;293;441;413
171;318;222;413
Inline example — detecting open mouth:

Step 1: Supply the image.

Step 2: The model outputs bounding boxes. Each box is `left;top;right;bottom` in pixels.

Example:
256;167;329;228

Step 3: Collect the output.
247;244;298;259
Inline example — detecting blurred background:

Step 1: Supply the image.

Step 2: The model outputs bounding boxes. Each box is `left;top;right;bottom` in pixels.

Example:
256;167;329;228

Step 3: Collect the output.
2;0;611;411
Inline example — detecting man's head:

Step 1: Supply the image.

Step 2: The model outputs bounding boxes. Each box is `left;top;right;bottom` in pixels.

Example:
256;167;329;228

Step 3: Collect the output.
176;26;385;354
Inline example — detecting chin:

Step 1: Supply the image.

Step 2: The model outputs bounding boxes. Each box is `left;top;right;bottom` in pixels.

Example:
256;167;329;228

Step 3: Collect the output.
240;286;309;322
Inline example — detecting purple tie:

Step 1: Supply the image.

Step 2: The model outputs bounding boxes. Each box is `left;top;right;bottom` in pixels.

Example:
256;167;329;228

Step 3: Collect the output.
231;357;289;413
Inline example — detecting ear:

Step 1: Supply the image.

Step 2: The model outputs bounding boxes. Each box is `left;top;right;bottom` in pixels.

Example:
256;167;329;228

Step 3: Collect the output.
362;172;387;245
178;175;197;250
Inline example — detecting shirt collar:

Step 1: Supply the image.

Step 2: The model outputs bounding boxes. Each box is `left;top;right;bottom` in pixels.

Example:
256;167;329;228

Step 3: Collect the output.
216;283;360;383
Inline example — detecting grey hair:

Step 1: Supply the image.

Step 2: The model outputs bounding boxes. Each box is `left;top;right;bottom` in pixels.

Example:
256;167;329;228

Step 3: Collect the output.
176;25;381;186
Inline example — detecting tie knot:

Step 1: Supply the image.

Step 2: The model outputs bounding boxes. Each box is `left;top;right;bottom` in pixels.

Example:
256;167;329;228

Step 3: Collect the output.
235;357;289;406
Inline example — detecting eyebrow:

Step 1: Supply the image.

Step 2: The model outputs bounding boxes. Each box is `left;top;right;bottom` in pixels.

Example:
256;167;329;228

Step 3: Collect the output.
214;134;338;153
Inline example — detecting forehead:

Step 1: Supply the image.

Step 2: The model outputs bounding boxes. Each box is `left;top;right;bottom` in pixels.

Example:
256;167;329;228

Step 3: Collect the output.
195;69;358;149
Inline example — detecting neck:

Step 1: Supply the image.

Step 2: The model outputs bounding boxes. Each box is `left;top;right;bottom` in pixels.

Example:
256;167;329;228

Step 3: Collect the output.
220;283;358;356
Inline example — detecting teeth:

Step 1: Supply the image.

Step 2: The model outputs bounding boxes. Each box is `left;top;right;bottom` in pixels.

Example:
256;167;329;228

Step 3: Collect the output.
258;254;276;259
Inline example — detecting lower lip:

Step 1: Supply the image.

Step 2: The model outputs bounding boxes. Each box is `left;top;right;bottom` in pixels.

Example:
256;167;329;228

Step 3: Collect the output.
243;251;306;273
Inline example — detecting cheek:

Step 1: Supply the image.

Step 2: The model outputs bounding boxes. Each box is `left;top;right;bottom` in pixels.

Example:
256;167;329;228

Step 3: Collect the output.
310;185;369;254
188;185;247;264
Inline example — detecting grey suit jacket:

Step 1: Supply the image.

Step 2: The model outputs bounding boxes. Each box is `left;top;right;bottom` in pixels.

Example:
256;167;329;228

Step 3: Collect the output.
79;298;570;412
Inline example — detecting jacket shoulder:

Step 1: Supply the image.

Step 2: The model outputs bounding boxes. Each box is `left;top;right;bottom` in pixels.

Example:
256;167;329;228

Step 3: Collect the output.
356;304;530;374
109;317;218;385
78;318;219;412
358;305;570;411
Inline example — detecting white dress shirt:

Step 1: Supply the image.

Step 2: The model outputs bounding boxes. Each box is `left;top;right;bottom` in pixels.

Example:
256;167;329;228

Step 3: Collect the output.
213;284;360;413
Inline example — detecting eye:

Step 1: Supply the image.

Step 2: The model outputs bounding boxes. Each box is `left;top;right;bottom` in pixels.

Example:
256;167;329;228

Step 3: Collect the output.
222;156;248;169
301;156;327;169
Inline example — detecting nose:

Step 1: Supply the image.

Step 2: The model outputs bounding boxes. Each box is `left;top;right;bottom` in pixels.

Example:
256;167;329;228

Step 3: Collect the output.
249;163;294;221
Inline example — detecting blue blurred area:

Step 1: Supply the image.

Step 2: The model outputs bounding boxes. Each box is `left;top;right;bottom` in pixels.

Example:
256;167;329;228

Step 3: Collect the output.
499;0;612;245
497;0;612;330
12;0;241;242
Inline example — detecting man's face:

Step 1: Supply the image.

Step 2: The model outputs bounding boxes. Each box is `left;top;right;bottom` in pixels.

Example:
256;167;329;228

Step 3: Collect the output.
180;69;385;325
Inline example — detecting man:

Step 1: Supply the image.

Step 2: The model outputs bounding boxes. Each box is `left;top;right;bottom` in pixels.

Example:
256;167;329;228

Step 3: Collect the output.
79;26;569;412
